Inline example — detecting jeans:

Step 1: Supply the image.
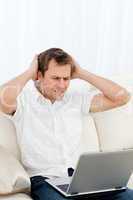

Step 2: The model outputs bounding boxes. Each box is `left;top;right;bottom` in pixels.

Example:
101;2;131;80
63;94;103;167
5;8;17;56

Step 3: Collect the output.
30;176;133;200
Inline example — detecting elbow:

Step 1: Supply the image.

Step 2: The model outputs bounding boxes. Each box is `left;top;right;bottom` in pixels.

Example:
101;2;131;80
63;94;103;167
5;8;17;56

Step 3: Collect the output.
114;89;131;106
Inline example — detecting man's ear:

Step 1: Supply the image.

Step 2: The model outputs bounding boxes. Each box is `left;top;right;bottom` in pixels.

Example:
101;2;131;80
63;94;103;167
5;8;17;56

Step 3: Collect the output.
37;71;43;80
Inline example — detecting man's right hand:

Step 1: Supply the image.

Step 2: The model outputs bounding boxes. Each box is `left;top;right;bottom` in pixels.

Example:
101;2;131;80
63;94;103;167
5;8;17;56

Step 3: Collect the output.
28;55;38;81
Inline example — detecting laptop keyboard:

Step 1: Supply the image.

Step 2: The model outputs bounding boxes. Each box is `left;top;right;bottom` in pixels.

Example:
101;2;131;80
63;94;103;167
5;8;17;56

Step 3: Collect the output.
56;184;69;192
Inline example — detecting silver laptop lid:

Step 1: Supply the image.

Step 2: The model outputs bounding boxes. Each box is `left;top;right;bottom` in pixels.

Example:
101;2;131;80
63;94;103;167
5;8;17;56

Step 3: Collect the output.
67;149;133;194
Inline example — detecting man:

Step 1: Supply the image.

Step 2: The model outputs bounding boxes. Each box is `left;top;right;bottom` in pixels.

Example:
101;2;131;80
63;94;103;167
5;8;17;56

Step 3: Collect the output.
0;48;132;200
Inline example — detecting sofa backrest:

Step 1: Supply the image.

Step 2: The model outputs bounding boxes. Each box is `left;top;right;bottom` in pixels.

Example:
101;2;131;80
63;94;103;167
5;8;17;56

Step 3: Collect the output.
0;112;21;160
91;96;133;151
80;114;100;153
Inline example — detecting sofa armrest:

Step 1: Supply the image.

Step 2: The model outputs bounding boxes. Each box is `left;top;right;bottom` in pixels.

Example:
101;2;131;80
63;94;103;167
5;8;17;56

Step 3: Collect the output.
0;146;30;195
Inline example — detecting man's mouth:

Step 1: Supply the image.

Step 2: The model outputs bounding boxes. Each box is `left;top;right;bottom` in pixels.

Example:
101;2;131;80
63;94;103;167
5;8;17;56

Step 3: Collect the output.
53;90;65;99
54;89;65;94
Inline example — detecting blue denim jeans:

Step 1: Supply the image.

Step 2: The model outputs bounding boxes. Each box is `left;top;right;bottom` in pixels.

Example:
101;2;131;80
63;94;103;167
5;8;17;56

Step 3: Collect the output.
30;176;133;200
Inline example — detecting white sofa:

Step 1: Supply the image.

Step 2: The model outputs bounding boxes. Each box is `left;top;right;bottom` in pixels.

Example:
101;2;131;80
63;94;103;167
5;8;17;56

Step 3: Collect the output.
0;75;133;199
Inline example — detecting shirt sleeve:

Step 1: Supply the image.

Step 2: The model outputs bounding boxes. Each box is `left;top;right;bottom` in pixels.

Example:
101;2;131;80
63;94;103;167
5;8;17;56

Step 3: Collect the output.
70;87;100;114
3;84;29;123
11;89;26;122
81;89;100;114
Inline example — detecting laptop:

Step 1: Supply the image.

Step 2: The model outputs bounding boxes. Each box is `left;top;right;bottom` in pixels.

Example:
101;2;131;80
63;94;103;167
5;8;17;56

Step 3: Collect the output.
45;149;133;197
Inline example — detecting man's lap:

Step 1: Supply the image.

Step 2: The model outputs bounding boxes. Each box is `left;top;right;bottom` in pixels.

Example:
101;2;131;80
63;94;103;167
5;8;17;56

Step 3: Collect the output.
30;176;133;200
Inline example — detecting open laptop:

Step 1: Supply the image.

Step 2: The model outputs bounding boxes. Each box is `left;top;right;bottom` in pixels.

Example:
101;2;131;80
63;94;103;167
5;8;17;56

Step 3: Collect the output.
45;149;133;197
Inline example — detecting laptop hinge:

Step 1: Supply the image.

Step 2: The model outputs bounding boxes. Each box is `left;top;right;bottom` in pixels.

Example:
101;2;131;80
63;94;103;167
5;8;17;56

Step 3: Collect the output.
115;186;123;190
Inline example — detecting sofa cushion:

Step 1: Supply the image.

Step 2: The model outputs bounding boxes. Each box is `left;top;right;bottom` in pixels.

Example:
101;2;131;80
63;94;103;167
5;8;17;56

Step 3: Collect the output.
0;146;30;195
0;193;32;200
80;114;100;153
91;97;133;151
0;112;20;160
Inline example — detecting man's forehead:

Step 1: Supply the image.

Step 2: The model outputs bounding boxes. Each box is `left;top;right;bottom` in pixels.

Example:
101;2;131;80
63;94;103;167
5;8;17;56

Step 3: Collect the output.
47;60;71;75
48;59;71;68
50;69;71;77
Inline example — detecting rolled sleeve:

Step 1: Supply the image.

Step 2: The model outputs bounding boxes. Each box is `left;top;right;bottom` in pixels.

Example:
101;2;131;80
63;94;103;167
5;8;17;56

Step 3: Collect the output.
81;89;100;114
3;85;28;123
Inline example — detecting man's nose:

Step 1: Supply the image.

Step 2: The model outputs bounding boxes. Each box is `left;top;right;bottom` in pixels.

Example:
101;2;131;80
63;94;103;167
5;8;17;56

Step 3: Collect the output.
59;79;66;89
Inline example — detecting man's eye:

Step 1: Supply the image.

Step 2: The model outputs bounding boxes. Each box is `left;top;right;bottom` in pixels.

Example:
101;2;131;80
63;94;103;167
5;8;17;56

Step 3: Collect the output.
53;77;59;80
64;78;69;81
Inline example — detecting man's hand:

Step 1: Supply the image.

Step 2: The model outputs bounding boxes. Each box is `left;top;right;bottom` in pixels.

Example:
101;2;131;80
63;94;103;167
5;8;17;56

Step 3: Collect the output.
71;59;83;79
28;55;38;81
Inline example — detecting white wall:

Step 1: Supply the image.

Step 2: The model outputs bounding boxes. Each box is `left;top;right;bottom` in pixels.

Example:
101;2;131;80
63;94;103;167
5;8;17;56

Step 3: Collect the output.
0;0;133;84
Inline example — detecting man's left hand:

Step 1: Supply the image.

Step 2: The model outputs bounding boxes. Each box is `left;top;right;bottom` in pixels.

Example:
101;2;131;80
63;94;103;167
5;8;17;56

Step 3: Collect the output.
71;59;83;79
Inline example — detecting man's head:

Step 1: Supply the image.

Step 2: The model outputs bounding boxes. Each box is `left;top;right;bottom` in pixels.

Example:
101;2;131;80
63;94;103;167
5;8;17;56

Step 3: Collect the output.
37;48;75;102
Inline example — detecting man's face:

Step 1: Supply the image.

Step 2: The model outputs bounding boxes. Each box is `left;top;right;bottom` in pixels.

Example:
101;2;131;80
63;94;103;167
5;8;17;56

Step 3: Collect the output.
38;59;71;102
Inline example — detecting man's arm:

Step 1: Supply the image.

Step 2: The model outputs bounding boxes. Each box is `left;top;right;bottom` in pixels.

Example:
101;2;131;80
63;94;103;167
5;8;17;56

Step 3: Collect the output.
0;55;38;114
72;66;130;113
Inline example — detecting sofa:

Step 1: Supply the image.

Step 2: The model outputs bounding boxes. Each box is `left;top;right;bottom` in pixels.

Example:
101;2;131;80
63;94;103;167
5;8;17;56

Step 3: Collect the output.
0;75;133;199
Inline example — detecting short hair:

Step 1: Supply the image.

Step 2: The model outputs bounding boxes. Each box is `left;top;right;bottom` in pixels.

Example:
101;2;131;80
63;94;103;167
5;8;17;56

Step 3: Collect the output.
38;48;75;76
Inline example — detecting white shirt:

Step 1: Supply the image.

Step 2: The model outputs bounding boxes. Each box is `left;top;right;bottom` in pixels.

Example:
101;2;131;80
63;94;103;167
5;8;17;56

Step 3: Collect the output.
10;82;96;178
